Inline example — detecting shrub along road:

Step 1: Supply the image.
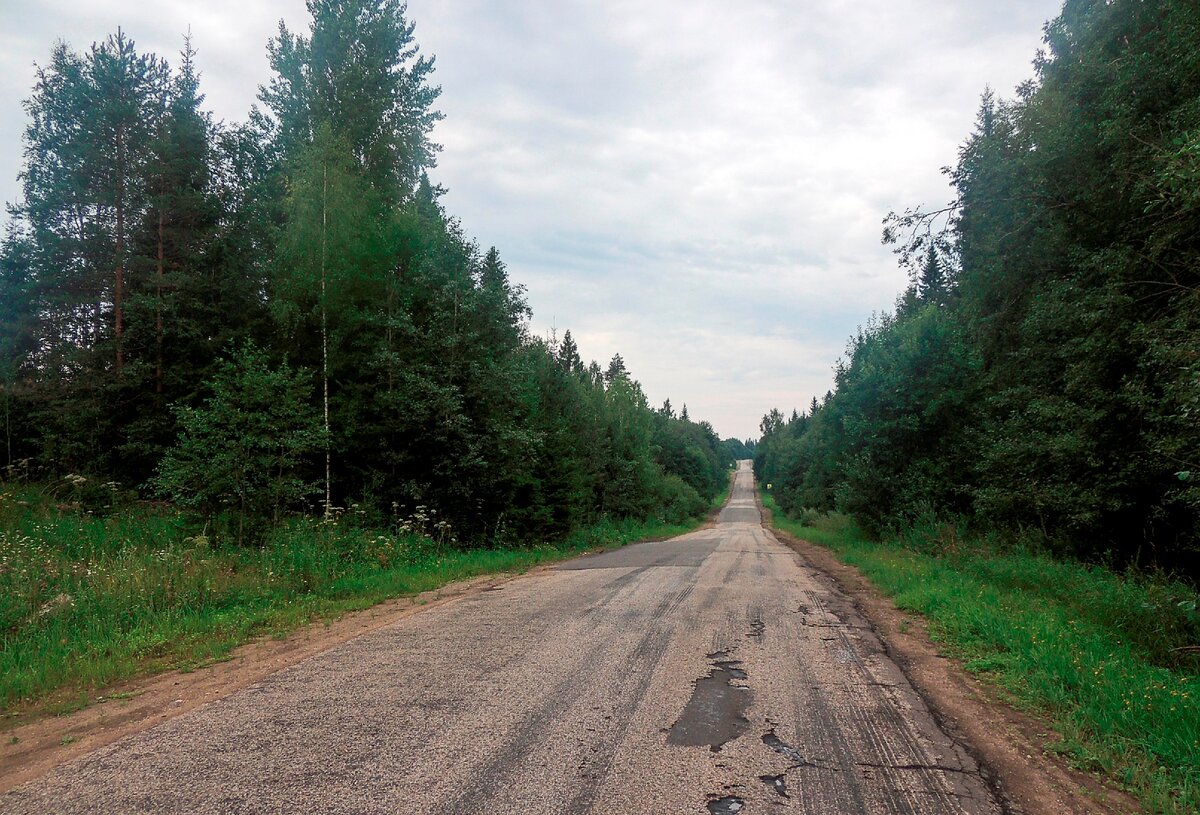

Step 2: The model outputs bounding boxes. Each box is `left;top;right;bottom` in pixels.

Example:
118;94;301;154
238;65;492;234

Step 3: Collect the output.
4;464;1004;814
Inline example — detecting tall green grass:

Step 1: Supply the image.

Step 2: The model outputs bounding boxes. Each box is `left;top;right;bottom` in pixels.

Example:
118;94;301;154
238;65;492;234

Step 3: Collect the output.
763;495;1200;815
0;483;701;714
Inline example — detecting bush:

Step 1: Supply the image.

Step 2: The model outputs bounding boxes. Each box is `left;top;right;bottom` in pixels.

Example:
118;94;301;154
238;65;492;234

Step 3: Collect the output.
153;344;324;543
648;473;707;524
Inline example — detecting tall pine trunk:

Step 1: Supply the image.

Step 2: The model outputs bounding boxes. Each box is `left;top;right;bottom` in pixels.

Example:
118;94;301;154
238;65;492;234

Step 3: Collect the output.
114;127;126;372
155;205;164;394
321;161;331;518
386;278;395;393
2;380;10;470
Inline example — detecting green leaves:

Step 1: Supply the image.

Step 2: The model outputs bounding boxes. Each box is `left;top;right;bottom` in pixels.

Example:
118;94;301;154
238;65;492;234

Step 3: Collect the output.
261;0;442;204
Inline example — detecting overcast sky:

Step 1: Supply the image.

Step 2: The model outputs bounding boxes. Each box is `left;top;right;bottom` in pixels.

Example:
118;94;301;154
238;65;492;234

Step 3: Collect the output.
0;0;1062;439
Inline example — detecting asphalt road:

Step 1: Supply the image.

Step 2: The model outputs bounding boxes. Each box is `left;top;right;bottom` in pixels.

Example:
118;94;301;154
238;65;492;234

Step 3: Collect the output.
3;462;1001;814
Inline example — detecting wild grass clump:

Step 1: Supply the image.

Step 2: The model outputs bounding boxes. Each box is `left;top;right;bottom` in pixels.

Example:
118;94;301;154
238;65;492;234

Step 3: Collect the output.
0;484;701;713
765;494;1200;815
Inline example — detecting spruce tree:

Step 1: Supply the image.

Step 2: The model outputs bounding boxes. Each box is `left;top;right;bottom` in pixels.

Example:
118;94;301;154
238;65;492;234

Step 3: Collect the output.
917;244;947;303
557;330;582;374
605;354;628;385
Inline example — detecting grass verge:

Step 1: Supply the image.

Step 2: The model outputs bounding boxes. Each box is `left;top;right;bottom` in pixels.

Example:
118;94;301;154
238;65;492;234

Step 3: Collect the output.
0;488;711;717
762;493;1199;815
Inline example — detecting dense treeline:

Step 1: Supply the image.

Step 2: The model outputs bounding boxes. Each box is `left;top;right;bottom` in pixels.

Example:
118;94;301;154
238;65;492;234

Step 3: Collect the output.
0;1;733;544
756;0;1200;574
721;437;756;463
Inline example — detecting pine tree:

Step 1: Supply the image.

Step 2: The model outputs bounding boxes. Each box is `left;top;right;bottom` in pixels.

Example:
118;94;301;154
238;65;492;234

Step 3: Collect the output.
1;7;735;552
14;31;169;474
86;30;169;373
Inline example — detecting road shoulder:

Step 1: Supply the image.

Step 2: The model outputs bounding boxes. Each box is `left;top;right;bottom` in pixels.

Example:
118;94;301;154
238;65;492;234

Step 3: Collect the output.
760;500;1141;815
0;569;537;793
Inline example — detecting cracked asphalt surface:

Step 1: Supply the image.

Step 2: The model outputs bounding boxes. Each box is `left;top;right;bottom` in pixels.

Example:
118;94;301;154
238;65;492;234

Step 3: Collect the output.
2;462;1002;814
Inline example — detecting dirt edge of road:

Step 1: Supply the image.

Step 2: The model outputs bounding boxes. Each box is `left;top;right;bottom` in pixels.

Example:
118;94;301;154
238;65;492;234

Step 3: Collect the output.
0;568;544;794
759;501;1142;815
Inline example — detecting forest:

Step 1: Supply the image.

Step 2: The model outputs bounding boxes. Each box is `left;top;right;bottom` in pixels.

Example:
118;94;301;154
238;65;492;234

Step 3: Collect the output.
0;1;741;547
755;0;1200;578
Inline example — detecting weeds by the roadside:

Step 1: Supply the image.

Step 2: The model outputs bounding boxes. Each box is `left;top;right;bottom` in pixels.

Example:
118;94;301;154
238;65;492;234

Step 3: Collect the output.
0;482;701;714
762;494;1200;815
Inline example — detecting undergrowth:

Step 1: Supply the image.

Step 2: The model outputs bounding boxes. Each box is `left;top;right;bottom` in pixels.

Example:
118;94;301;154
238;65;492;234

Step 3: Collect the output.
763;493;1200;815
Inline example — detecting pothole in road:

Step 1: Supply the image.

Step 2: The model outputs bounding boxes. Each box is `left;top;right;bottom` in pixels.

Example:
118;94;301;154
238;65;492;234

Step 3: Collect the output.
706;795;745;814
667;651;752;752
719;660;747;681
759;773;788;798
761;729;820;768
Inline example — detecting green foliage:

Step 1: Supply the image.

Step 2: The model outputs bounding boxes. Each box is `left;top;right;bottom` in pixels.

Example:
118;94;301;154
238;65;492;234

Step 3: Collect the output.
646;473;708;525
153;345;324;541
8;31;268;484
261;0;442;205
761;0;1200;574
